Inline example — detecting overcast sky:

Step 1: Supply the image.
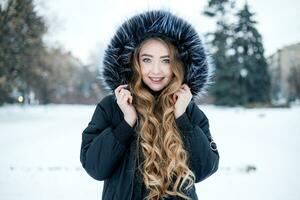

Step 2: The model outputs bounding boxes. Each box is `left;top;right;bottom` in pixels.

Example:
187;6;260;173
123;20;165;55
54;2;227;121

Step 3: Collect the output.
34;0;300;65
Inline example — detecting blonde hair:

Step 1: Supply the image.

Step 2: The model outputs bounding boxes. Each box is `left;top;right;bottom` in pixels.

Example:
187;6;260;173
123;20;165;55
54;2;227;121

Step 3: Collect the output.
128;37;195;200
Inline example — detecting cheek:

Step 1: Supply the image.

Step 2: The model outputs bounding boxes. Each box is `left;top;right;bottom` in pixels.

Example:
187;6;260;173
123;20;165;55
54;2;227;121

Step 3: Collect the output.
140;65;148;77
166;73;174;81
164;66;173;79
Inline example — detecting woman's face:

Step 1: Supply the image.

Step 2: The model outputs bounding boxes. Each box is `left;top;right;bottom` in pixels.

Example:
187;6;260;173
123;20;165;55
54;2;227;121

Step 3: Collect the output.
139;39;174;92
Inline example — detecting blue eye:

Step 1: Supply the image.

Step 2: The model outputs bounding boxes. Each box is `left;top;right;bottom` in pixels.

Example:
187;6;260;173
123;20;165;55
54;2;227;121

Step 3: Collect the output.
142;58;151;63
162;59;170;64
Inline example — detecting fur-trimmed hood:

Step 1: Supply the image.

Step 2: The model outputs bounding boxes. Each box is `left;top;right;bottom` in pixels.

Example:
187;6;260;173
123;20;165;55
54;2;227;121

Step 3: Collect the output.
99;10;214;99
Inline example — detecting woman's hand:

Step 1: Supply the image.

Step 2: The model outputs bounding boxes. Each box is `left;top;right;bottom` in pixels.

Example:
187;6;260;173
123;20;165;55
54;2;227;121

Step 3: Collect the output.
172;84;192;119
115;84;137;127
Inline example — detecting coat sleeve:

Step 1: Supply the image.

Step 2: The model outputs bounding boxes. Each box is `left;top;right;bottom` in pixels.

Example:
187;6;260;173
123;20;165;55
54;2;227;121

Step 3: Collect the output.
175;101;220;183
80;95;136;181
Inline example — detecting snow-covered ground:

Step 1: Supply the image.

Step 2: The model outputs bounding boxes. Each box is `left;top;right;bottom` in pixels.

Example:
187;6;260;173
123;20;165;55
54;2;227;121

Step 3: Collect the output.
0;103;299;200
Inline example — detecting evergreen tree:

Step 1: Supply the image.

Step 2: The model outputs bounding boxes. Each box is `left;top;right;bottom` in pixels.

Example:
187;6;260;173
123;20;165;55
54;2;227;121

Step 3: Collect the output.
0;0;47;105
232;3;271;105
0;2;14;105
203;0;243;106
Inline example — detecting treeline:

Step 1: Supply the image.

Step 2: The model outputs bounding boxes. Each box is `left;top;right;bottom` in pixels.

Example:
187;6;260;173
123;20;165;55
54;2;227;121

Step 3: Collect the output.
1;0;297;106
0;0;102;105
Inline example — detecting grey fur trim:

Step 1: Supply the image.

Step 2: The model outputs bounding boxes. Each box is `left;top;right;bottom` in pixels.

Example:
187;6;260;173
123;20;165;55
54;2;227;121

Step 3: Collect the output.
99;9;215;100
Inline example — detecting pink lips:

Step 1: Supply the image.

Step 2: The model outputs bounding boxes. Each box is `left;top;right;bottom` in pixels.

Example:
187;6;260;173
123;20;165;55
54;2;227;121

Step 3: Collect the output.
149;77;164;84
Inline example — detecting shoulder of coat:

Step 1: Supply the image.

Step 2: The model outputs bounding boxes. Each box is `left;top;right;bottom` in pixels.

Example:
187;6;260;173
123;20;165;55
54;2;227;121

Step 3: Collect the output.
94;93;118;123
97;93;116;112
187;99;195;113
188;99;207;121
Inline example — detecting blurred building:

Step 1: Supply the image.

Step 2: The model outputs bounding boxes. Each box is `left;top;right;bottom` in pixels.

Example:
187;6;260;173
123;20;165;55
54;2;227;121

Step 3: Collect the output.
267;42;300;102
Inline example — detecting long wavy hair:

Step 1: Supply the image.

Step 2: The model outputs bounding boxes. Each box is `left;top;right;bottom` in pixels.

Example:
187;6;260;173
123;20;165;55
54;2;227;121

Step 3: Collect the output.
127;37;195;200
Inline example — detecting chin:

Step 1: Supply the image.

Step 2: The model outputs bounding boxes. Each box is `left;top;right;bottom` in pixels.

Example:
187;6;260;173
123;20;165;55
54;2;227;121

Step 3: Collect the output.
144;82;162;91
151;87;163;92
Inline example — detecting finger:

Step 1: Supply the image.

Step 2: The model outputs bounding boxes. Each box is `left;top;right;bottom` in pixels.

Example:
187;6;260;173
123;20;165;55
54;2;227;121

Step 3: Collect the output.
181;84;189;91
128;95;133;105
120;93;129;104
118;89;126;99
120;88;131;95
116;84;127;92
181;87;191;94
116;84;128;94
179;88;186;92
117;89;129;102
185;85;192;95
121;91;130;99
176;89;185;94
128;95;133;104
173;93;177;103
115;84;127;98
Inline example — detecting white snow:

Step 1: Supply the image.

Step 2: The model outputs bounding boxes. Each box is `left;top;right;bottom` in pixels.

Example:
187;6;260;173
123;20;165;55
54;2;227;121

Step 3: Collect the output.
0;103;299;200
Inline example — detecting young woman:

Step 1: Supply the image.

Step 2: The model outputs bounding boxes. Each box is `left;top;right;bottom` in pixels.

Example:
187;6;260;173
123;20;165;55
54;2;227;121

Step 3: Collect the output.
80;10;219;200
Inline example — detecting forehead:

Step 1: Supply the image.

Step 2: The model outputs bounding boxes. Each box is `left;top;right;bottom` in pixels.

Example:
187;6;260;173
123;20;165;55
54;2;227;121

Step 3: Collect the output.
139;39;170;55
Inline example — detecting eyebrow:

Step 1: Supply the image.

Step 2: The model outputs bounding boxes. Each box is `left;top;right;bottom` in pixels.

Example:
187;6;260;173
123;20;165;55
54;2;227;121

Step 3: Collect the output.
140;53;170;58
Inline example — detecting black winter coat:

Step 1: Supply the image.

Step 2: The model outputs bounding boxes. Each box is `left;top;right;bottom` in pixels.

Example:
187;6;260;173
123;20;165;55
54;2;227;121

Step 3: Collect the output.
80;93;220;200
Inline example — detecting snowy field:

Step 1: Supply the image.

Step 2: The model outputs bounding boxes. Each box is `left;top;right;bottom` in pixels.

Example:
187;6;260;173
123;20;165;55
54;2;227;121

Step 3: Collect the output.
0;103;299;200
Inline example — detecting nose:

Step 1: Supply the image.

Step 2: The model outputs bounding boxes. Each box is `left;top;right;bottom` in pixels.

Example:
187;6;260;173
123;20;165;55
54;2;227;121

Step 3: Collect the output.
151;61;161;73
